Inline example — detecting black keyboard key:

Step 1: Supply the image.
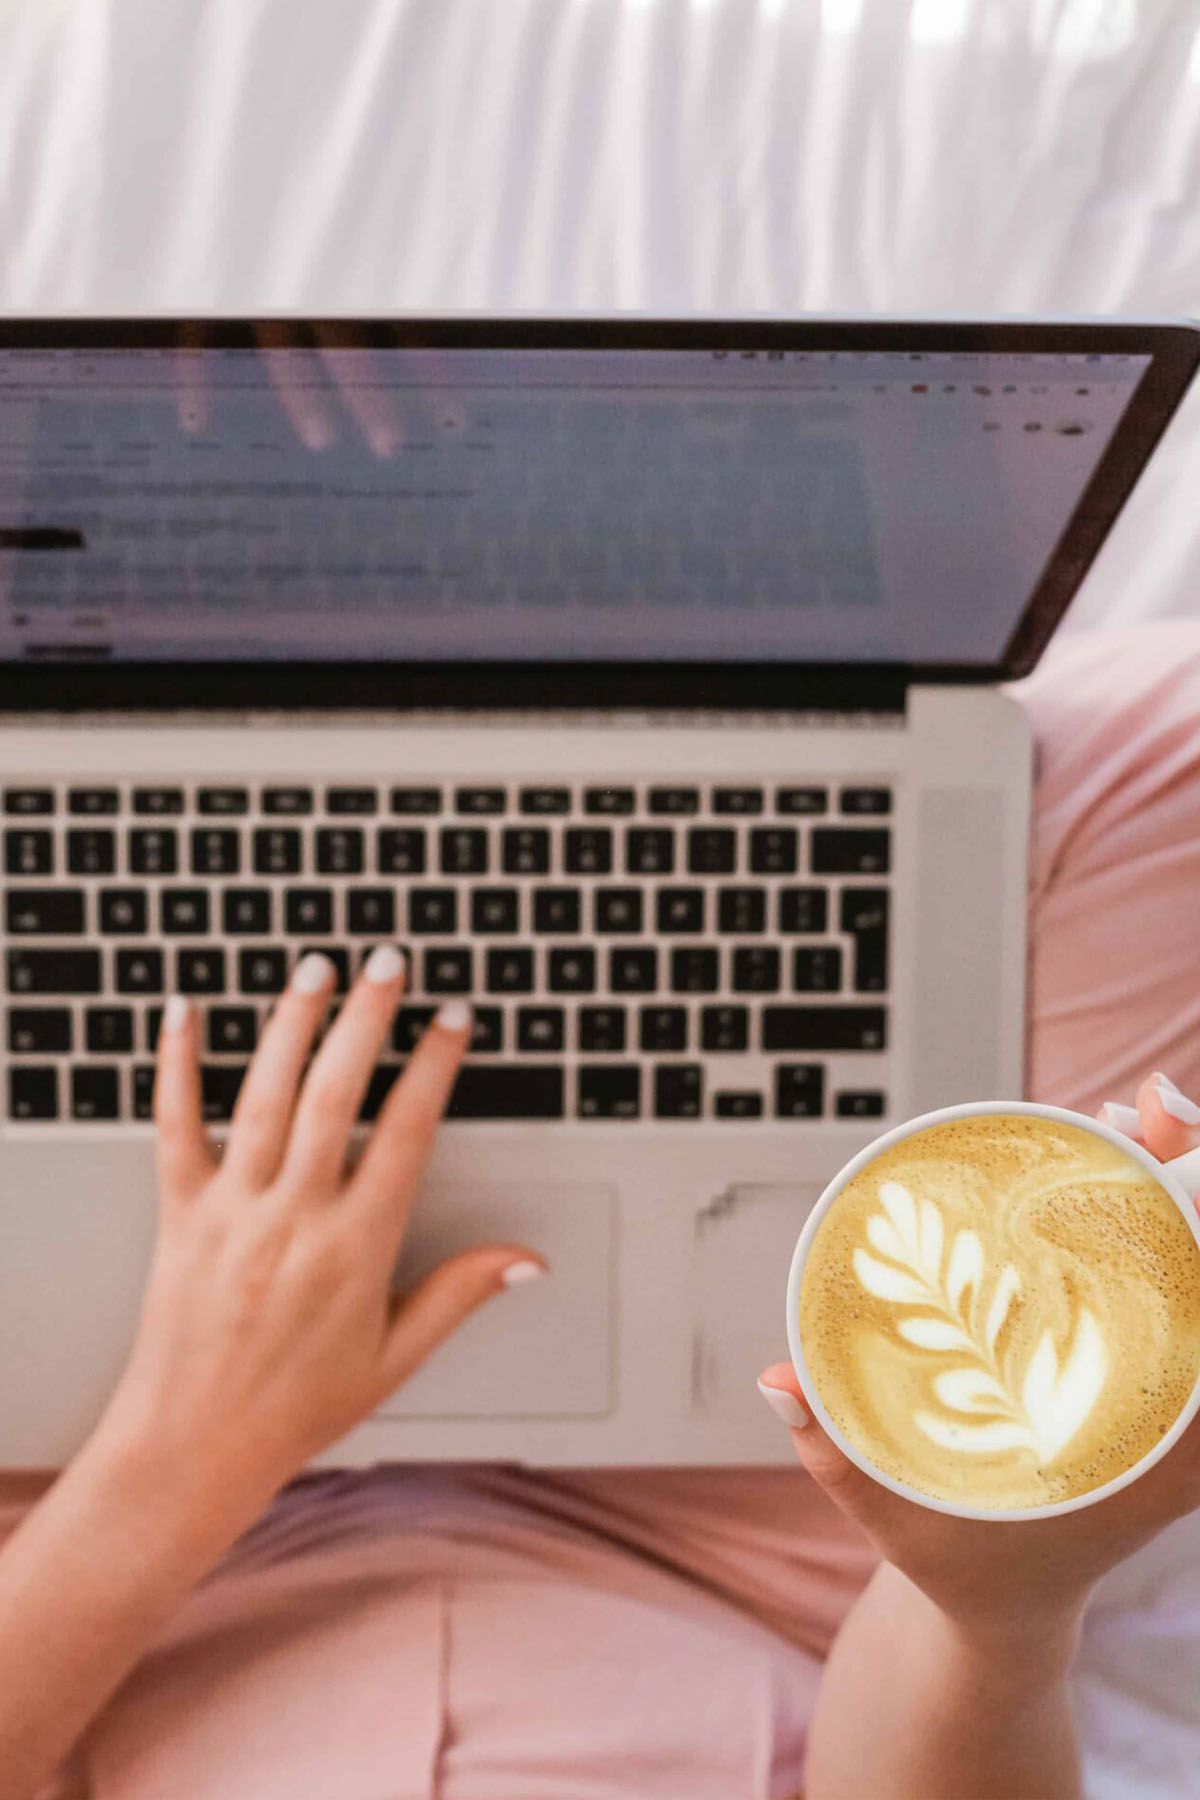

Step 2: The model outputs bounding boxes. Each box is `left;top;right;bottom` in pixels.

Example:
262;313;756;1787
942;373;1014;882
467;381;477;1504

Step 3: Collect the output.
578;1006;626;1053
585;786;636;815
198;787;249;815
610;947;658;992
841;888;890;992
284;888;334;935
358;1063;401;1121
9;1007;71;1053
239;947;288;994
253;828;303;875
626;828;674;875
671;947;719;993
485;947;534;993
326;787;378;815
208;1007;258;1054
840;786;892;815
67;829;116;875
456;786;506;815
132;1065;156;1119
377;828;427;874
468;1005;504;1052
132;787;184;815
810;828;890;876
115;948;164;994
6;888;85;934
446;1064;564;1119
792;947;843;992
594;887;642;933
347;889;396;935
441;827;489;876
648;787;699;815
548;946;596;992
732;945;781;992
5;829;53;875
775;1064;825;1118
178;948;226;994
470;887;519;934
715;1090;763;1118
578;1064;640;1119
391;786;442;815
500;827;549;876
712;787;763;815
8;948;101;994
262;786;314;814
639;1005;687;1051
779;887;828;933
85;1007;133;1053
654;1063;703;1118
131;828;178;875
98;889;146;935
519;786;571;814
71;1065;119;1119
564;828;613;875
837;1090;886;1118
425;947;473;993
716;887;765;933
748;827;798;875
700;1005;749;1051
4;787;54;815
656;888;705;933
687;828;736;875
532;887;580;933
145;1007;163;1052
162;888;210;934
409;887;458;934
224;888;273;935
301;945;350;993
316;828;364;875
201;1064;248;1120
517;1006;565;1052
191;828;239;876
69;787;119;815
9;1065;58;1119
776;786;828;815
392;1005;437;1051
762;1007;887;1052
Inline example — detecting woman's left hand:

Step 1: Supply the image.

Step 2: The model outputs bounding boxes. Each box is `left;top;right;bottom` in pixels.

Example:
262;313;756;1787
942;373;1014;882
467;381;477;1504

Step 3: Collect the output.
758;1072;1200;1638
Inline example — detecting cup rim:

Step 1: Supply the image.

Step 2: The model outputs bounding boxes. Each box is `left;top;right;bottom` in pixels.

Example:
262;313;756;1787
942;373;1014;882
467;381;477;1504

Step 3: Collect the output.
785;1099;1200;1522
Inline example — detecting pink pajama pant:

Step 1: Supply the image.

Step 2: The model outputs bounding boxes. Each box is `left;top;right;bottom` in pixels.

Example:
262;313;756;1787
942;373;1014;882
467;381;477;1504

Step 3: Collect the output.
11;621;1200;1799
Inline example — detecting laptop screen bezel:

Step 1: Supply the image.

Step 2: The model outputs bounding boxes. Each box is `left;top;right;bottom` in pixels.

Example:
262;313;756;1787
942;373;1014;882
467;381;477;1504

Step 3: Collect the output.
0;314;1195;712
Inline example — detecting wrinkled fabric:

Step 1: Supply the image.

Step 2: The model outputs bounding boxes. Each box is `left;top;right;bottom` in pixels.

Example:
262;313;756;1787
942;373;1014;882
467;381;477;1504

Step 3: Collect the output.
6;619;1200;1798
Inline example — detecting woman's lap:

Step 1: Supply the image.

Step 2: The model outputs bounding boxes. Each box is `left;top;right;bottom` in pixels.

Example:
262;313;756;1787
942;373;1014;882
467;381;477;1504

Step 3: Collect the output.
14;621;1200;1796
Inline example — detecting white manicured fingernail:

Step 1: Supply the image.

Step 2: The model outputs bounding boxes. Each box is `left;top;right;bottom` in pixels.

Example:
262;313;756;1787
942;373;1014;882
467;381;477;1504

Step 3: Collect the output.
293;952;335;994
500;1259;545;1287
757;1378;810;1430
1100;1102;1142;1136
162;994;190;1034
1151;1076;1200;1125
363;944;406;985
434;998;473;1032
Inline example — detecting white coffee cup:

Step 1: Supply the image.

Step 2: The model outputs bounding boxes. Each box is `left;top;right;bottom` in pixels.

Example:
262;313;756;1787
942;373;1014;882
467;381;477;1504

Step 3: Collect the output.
786;1099;1200;1522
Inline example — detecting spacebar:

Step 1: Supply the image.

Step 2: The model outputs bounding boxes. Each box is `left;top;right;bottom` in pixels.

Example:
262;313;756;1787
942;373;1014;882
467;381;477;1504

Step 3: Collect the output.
445;1065;565;1119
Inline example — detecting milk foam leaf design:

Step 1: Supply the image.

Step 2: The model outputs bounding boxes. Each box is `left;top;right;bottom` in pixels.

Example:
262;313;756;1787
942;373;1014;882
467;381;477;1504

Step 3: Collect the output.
851;1179;1108;1463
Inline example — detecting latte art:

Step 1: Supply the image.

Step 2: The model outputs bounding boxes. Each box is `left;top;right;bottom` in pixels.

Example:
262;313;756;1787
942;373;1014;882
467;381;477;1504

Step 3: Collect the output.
798;1115;1200;1510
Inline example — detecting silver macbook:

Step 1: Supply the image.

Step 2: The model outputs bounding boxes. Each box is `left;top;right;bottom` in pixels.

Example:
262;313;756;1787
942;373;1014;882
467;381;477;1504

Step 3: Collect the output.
0;315;1196;1470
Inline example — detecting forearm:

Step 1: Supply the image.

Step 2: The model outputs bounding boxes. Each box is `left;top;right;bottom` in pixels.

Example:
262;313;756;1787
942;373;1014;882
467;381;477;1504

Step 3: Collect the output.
0;1427;269;1800
805;1560;1084;1800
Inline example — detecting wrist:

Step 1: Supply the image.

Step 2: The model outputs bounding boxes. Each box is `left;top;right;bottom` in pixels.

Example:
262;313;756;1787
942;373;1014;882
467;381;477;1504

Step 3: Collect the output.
876;1561;1085;1687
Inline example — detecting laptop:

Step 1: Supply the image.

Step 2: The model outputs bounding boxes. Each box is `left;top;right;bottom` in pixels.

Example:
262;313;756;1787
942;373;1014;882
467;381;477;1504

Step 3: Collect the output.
0;315;1196;1470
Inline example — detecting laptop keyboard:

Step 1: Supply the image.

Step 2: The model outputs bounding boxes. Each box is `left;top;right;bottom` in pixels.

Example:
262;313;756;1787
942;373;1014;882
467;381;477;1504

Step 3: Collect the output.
3;780;891;1125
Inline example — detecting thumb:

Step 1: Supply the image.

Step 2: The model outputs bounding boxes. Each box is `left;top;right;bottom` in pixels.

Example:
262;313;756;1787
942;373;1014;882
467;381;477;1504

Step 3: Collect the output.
380;1245;547;1395
757;1361;882;1519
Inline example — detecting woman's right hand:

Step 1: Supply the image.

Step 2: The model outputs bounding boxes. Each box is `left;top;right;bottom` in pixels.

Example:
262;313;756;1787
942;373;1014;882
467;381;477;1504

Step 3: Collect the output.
91;944;546;1531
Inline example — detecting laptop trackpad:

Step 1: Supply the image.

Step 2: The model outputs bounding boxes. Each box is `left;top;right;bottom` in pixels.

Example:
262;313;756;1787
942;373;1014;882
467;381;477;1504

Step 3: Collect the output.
377;1180;616;1419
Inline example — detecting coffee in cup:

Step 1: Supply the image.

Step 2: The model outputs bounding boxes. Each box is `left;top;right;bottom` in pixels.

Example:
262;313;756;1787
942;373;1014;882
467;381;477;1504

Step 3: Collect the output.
793;1109;1200;1513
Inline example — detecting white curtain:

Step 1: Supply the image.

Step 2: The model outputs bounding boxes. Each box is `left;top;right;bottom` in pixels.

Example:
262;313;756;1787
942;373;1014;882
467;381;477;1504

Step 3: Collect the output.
2;0;1199;630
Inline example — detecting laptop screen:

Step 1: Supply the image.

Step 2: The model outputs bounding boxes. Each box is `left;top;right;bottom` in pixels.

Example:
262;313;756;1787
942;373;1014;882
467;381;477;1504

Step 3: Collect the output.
0;320;1194;707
